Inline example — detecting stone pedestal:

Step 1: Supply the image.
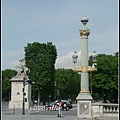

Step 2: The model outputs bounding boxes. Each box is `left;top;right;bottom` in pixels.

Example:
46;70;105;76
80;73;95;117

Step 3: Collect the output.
9;74;33;109
76;93;92;119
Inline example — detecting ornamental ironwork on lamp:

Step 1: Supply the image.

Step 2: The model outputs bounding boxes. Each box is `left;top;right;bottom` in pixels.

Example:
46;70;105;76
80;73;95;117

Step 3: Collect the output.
72;51;97;72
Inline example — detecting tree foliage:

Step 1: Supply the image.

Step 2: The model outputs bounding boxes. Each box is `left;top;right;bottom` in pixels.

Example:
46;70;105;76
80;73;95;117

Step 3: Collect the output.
2;69;17;101
54;68;80;100
92;52;118;103
24;42;57;100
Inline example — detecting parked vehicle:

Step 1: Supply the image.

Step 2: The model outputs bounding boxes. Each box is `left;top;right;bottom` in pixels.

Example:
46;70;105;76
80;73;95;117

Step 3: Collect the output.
46;100;72;111
61;100;72;111
45;102;53;107
34;100;37;105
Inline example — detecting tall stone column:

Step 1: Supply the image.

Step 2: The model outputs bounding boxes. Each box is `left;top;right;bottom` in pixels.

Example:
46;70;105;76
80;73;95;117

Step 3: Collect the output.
80;17;90;93
72;16;97;119
76;16;92;119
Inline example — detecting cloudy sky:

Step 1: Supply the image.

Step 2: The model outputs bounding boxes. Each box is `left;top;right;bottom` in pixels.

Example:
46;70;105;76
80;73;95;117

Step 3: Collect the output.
2;0;119;70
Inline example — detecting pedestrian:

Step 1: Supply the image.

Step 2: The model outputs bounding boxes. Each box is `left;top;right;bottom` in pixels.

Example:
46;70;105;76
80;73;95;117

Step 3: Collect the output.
57;99;63;117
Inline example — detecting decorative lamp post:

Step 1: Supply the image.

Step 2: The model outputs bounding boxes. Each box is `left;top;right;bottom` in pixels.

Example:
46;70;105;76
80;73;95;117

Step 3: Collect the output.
89;51;97;94
54;81;57;100
32;81;35;106
22;77;26;115
57;89;60;99
72;16;97;119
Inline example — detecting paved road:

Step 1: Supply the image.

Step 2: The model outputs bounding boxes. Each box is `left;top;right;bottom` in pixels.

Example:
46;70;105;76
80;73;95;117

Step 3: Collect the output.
2;102;77;115
2;102;118;120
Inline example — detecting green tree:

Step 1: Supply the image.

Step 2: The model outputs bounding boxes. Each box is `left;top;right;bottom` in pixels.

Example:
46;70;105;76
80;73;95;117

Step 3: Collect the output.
92;52;118;103
55;68;80;101
2;69;17;101
24;42;57;104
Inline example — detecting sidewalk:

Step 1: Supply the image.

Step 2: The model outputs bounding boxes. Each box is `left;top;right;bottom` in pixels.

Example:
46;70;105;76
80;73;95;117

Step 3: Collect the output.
2;115;118;120
2;108;118;120
2;115;77;120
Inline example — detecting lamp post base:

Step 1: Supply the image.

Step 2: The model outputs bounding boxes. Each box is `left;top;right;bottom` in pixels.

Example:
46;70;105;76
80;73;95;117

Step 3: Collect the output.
76;93;92;119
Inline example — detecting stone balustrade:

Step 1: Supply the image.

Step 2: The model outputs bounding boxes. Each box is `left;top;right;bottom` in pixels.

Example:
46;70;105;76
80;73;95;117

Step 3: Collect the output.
92;103;119;117
101;104;119;114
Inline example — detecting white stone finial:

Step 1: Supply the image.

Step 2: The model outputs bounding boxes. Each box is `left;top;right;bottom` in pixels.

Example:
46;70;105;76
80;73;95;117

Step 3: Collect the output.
81;16;89;26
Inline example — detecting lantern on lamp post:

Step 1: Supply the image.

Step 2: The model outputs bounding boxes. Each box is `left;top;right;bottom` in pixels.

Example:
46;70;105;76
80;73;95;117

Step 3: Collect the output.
72;51;78;68
92;51;97;63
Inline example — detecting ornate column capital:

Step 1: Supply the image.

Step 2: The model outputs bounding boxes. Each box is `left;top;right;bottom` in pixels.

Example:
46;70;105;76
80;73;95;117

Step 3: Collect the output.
79;29;90;38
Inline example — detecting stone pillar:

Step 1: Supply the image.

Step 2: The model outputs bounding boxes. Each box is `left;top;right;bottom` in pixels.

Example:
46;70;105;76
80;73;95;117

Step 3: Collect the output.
9;75;33;109
76;16;92;119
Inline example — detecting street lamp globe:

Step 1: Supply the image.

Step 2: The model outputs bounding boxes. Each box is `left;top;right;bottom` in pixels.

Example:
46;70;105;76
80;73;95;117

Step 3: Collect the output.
72;51;78;64
54;81;57;86
92;51;97;63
